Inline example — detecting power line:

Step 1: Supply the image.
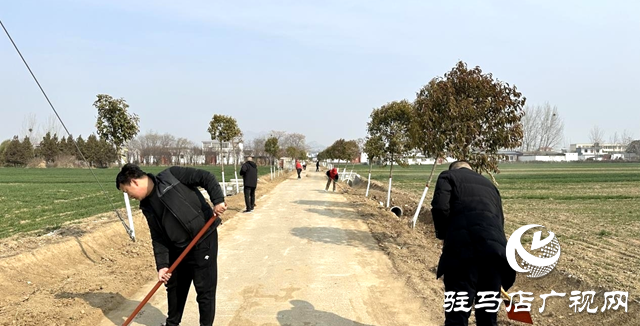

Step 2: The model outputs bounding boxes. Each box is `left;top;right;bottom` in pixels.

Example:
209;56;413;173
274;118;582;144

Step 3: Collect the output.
1;19;135;241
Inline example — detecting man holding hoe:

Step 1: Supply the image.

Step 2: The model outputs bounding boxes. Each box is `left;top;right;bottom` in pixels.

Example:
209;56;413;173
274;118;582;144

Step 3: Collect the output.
116;163;227;326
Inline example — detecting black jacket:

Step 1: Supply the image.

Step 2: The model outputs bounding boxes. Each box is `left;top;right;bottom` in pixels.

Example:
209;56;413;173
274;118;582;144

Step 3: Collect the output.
240;161;258;188
140;166;224;271
431;168;515;289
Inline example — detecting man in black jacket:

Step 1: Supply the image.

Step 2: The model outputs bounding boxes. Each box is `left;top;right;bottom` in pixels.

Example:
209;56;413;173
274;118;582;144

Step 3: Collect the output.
239;156;258;213
116;164;226;326
431;160;515;326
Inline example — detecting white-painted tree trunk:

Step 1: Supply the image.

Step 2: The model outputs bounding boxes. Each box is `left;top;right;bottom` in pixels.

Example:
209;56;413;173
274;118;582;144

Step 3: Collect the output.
123;193;136;240
365;172;372;197
221;171;227;197
386;177;392;207
234;171;240;193
412;186;429;228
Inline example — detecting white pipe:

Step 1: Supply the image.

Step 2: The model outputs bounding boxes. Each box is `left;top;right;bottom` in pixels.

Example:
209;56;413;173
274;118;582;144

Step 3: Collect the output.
412;186;429;228
123;193;135;240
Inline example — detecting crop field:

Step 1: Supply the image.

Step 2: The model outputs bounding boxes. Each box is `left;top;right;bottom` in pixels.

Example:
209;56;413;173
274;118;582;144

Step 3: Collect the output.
348;162;640;234
0;166;272;238
348;161;640;291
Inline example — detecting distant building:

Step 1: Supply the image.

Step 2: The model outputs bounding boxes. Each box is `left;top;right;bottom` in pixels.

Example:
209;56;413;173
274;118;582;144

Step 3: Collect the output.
498;150;523;162
518;152;579;162
201;140;243;165
569;143;627;160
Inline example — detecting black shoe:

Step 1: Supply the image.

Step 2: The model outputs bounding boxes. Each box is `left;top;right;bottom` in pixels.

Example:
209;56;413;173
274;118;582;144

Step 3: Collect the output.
243;209;253;213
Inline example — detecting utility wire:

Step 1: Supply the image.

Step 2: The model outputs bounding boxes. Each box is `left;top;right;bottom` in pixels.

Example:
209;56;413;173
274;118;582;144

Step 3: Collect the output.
1;19;134;241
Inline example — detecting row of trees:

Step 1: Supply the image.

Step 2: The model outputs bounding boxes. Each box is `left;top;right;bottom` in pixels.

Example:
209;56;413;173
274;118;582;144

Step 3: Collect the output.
588;125;634;147
320;61;527;216
317;139;361;163
8;94;311;171
127;131;201;165
247;132;309;161
357;61;525;180
0;133;116;167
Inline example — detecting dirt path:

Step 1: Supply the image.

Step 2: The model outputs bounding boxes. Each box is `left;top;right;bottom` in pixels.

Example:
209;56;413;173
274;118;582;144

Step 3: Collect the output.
99;170;438;326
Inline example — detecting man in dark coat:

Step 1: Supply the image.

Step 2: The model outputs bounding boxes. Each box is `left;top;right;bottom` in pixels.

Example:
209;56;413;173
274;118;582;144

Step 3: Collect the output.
431;160;516;326
116;163;227;326
240;156;258;213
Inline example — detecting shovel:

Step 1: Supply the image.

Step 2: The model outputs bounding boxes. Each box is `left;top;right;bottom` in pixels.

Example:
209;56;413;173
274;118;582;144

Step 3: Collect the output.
501;287;533;324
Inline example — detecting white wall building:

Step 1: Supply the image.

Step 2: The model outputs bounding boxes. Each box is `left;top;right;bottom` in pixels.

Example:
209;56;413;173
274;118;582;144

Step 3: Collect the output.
201;140;244;165
518;153;579;162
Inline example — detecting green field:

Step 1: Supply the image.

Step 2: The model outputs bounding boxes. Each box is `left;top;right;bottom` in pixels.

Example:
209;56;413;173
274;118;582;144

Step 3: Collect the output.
0;165;273;238
347;162;640;236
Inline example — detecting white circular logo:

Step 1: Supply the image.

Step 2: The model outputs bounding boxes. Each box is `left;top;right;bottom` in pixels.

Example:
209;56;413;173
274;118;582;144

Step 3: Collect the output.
506;224;561;278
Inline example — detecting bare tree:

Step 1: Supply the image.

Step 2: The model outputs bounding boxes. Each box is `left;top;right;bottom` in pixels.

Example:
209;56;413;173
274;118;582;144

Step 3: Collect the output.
589;125;605;145
175;137;193;165
41;114;62;138
521;105;541;152
620;130;634;146
135;130;161;164
589;125;605;159
281;133;307;158
159;133;176;164
252;137;267;158
610;130;634;154
230;135;244;185
537;103;564;151
269;130;287;142
243;141;254;156
21;113;40;145
521;103;564;152
126;138;141;163
190;145;204;165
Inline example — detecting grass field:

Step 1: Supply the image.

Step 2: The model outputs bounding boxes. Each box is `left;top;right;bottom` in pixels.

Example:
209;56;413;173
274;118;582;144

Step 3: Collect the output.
0;165;273;238
346;162;640;236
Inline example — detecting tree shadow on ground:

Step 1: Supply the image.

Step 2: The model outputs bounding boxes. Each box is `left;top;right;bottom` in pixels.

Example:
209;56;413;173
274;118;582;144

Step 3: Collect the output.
293;199;354;208
290;227;379;251
55;291;165;326
304;207;360;220
277;300;375;326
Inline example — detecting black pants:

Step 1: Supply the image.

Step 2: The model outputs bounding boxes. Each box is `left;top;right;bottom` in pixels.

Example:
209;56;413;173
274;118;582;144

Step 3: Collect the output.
443;258;502;326
244;186;256;211
165;229;218;326
316;166;319;172
297;168;302;178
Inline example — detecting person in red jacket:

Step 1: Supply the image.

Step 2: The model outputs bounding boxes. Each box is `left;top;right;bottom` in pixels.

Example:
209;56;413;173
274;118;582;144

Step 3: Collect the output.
325;167;339;192
296;160;303;179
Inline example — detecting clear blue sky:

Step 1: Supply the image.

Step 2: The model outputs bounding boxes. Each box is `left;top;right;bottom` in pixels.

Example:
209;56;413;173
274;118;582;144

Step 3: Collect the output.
2;0;639;149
